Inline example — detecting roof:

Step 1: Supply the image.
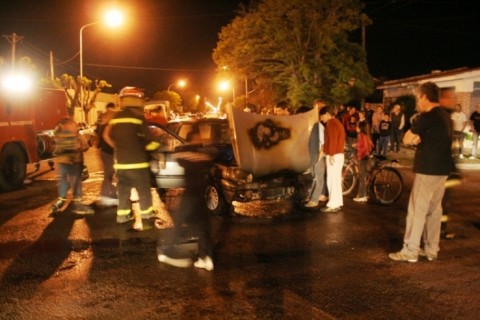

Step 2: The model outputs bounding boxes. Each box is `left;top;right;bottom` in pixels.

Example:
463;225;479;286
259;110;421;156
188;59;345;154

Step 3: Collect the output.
377;66;480;89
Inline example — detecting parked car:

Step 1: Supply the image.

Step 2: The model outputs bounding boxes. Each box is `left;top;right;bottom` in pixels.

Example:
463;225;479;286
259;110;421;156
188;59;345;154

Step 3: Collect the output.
77;122;95;146
149;116;313;216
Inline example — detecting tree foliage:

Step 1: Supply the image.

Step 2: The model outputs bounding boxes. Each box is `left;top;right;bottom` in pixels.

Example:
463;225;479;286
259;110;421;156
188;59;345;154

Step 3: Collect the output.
152;90;183;112
42;74;111;117
213;0;374;110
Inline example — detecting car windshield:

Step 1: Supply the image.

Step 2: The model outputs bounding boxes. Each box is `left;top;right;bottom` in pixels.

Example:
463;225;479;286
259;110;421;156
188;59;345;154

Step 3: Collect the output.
167;119;231;145
198;122;230;145
148;125;184;152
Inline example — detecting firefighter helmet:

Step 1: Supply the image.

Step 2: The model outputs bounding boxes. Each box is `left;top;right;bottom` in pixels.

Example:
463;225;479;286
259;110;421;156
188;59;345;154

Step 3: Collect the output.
119;86;144;107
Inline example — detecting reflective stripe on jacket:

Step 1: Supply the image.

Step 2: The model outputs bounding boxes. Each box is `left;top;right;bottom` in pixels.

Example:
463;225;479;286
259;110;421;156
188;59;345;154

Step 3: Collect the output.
108;107;158;168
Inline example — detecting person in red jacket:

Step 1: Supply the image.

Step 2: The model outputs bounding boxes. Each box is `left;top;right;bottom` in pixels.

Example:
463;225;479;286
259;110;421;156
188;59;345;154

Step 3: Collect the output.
319;106;346;212
353;121;374;202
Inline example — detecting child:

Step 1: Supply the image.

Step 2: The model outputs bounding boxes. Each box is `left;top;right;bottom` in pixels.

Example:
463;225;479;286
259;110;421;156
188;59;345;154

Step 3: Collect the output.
376;113;391;157
354;121;374;202
50;117;94;215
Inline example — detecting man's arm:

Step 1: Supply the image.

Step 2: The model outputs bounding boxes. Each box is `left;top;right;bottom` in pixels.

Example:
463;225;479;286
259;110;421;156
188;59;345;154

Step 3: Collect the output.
399;114;405;130
403;129;421;145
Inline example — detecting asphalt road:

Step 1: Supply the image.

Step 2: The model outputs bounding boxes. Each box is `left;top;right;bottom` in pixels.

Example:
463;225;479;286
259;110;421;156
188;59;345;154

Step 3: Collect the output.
0;148;480;319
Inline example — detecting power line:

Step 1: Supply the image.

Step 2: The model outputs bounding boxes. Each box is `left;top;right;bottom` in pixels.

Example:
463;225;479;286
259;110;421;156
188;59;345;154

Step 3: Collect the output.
85;63;212;73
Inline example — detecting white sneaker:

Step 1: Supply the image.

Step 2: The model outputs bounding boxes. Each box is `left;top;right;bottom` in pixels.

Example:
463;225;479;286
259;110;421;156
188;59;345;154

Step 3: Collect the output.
469;156;477;160
353;196;368;203
194;256;214;271
459;154;464;159
158;254;192;268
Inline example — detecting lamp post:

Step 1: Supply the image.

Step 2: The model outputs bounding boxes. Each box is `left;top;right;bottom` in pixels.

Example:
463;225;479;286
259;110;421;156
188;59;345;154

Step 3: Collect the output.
79;9;123;108
168;79;186;92
79;21;100;83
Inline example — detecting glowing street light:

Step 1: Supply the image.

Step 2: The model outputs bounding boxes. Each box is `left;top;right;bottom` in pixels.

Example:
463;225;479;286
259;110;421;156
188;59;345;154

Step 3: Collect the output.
104;9;124;28
218;79;235;102
168;79;187;92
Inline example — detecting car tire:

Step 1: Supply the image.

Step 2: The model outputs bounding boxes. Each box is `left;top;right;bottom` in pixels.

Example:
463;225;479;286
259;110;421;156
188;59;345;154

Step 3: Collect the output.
204;183;225;216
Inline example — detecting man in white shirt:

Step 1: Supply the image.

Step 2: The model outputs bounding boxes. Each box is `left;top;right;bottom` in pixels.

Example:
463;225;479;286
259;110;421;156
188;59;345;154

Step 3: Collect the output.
304;100;328;207
451;104;467;158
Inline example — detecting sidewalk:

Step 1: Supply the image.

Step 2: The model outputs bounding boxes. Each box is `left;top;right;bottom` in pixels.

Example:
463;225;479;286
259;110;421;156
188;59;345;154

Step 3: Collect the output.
390;146;480;171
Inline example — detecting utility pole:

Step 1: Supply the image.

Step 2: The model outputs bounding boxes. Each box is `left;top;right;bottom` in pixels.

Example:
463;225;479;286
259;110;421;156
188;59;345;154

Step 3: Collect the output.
2;33;24;71
361;22;366;51
49;51;54;80
361;21;366;110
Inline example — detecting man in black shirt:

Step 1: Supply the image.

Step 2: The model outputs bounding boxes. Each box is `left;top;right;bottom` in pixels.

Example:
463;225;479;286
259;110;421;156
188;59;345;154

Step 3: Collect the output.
469;104;480;159
389;82;452;263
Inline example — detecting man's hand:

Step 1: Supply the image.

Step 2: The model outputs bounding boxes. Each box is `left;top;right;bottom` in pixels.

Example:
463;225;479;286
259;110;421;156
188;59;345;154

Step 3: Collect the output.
329;156;335;166
411;135;421;145
403;129;421;145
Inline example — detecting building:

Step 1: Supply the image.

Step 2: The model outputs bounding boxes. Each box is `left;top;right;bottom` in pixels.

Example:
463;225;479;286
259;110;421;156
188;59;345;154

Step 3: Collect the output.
377;67;480;116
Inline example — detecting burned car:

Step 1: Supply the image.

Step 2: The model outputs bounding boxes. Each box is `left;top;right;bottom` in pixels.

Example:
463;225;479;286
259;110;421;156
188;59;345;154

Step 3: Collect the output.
149;108;319;216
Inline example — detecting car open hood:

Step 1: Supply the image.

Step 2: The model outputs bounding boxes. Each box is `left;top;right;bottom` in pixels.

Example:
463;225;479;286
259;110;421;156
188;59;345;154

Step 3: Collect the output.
226;105;319;177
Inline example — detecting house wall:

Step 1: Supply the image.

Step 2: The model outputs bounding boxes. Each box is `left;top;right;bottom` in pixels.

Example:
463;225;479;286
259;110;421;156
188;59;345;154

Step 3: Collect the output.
380;68;480;117
73;92;117;125
456;92;471;115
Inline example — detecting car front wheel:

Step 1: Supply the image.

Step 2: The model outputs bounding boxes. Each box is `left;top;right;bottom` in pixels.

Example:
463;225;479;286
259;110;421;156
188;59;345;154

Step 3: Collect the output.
204;183;225;216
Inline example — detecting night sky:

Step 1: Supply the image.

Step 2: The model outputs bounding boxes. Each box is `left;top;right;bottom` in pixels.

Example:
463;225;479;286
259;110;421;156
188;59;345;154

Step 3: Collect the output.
0;0;479;99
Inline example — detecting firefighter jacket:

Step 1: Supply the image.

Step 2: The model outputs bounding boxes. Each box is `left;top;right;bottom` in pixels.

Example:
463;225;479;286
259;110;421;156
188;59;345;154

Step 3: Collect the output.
108;107;159;170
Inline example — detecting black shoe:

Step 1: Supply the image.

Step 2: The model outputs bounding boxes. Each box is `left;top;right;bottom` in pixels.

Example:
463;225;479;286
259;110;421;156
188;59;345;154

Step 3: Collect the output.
72;204;95;215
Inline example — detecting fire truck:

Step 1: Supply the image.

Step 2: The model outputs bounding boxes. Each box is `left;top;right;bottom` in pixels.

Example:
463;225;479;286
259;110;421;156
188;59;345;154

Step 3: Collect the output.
0;87;67;191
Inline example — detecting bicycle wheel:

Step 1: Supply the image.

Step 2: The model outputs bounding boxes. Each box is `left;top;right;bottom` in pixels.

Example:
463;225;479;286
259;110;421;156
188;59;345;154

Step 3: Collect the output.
372;167;403;204
342;163;357;195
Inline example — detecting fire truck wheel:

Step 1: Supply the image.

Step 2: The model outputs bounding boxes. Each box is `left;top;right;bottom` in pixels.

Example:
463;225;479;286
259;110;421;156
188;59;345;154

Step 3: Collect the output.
0;144;27;191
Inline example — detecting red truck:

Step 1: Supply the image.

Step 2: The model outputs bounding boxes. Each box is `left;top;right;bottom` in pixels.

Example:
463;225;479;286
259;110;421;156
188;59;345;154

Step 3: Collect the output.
0;87;67;191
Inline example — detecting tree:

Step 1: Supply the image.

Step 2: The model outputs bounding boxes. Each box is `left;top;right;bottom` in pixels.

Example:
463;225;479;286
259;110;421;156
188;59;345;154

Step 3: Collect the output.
42;74;111;118
152;90;183;113
213;0;374;110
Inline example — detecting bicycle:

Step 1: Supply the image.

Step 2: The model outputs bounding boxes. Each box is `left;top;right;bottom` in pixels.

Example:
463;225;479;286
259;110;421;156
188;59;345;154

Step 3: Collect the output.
342;154;403;204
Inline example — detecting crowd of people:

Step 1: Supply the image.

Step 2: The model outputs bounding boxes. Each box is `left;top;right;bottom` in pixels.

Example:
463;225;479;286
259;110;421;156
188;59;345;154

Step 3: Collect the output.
48;81;479;268
303;82;458;263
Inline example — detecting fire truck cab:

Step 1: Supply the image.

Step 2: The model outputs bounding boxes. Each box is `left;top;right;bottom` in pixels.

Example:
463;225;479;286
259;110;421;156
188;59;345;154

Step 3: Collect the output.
0;87;67;191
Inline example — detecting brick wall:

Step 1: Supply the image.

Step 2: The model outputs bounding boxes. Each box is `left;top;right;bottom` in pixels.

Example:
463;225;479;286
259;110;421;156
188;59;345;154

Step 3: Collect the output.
455;92;471;114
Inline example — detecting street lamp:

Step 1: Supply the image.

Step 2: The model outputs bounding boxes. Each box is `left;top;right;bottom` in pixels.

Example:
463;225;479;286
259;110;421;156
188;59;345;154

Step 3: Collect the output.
79;8;124;106
218;79;235;102
167;79;186;92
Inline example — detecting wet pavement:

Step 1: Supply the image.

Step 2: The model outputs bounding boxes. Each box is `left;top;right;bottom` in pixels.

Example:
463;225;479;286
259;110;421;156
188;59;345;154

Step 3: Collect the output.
0;148;480;319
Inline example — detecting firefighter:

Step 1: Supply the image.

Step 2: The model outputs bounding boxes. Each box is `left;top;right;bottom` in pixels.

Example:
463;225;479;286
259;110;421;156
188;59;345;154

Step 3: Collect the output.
103;87;160;225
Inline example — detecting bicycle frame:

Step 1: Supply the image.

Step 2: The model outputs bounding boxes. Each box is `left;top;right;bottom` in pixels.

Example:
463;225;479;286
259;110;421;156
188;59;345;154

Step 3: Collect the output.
342;154;403;204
